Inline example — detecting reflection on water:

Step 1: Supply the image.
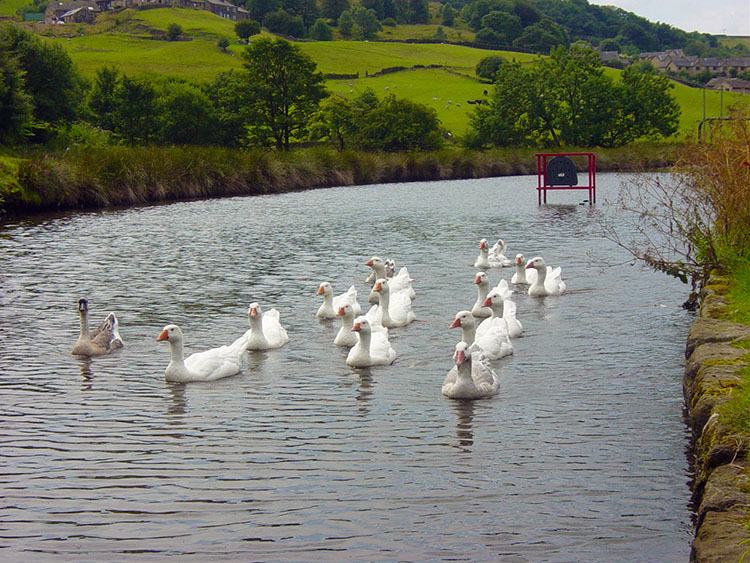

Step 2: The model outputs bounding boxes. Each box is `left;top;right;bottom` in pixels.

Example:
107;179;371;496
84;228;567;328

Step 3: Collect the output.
0;174;693;561
453;400;475;452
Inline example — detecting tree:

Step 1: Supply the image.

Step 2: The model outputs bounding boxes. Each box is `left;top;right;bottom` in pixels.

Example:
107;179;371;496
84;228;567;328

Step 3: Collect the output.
441;3;456;26
466;43;680;149
206;71;249;147
321;0;349;21
112;75;158;145
88;65;120;131
308;94;356;150
475;55;505;81
356;95;443;151
338;10;353;35
246;0;280;23
235;19;261;42
0;23;84;127
512;19;569;54
351;7;381;39
480;11;521;44
166;23;182;41
0;49;33;145
310;18;333;40
406;0;428;24
157;81;219;146
218;37;230;51
236;37;327;149
263;9;305;37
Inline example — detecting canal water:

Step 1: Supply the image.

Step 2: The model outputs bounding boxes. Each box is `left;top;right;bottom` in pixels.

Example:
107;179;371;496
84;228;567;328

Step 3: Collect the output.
0;174;694;561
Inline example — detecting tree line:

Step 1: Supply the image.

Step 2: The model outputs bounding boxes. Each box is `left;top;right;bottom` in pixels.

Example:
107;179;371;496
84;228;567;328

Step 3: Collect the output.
0;22;679;152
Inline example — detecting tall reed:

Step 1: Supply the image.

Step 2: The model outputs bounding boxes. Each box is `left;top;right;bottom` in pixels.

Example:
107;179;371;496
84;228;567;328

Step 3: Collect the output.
2;143;679;216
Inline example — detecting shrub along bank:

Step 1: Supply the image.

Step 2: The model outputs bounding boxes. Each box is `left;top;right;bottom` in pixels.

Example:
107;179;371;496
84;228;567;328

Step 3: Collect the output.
0;144;678;216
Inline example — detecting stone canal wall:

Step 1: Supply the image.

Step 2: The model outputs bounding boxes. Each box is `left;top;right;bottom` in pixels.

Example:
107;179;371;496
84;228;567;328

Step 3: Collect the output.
684;275;750;561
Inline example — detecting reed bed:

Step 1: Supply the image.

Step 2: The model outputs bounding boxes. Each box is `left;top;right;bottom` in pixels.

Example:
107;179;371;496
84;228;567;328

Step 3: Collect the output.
1;143;679;216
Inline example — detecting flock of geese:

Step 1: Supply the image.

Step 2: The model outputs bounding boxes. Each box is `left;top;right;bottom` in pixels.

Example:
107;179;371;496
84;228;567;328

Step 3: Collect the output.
71;238;566;399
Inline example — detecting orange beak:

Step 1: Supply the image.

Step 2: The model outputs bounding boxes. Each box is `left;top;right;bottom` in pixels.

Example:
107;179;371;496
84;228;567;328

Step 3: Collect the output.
525;262;533;270
515;256;522;264
365;259;374;266
316;285;325;295
374;281;382;292
157;329;169;341
250;307;259;316
352;322;361;332
480;241;486;248
449;317;461;329
473;274;482;284
337;307;345;316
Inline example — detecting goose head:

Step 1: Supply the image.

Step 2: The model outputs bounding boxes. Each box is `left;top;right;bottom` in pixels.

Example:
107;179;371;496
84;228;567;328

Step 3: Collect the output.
514;254;525;266
78;298;89;313
248;303;263;324
450;310;475;330
157;324;183;343
352;316;372;334
525;256;546;271
365;256;384;269
479;239;488;250
373;278;390;296
482;289;505;312
474;272;489;288
337;303;354;320
454;341;470;366
316;282;332;297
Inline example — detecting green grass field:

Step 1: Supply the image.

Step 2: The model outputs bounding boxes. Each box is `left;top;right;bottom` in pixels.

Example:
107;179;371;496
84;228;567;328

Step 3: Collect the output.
10;6;749;139
0;0;28;16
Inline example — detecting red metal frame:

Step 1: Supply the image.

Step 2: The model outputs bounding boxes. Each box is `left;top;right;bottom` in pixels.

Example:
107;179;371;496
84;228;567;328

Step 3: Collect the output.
536;152;596;205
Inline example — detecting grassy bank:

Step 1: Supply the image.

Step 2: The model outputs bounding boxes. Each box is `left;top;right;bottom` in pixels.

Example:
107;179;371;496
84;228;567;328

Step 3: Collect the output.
0;144;679;217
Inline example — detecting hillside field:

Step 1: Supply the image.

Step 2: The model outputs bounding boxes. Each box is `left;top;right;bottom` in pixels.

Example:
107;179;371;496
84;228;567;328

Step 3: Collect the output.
11;6;750;137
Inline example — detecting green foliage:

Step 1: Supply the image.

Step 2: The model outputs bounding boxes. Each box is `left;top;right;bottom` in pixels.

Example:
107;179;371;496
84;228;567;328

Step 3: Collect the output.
441;3;455;26
311;88;443;151
310;18;333;41
338;10;353;35
217;37;230;52
166;23;183;41
88;65;120;131
246;0;280;23
235;37;327;149
474;54;505;80
113;74;158;145
263;9;306;38
351;7;381;39
467;42;680;148
321;0;350;21
0;48;34;145
512;18;569;53
234;19;261;41
726;259;750;325
0;23;86;127
157;80;219;146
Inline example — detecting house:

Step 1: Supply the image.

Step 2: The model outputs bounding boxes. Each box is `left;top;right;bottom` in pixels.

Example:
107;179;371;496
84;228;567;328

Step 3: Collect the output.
44;1;99;23
205;0;242;19
598;51;630;66
706;77;750;94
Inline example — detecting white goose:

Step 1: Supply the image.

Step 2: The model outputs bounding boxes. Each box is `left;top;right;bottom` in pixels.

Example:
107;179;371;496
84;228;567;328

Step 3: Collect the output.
470;272;494;318
511;253;538;285
525;256;567;297
346;316;397;367
489;239;513;267
442;341;499;400
316;282;361;319
245;302;289;350
450;310;512;360
157;324;246;382
71;298;124;356
473;239;506;268
335;303;387;347
365;256;415;300
372;278;416;328
482;285;524;338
